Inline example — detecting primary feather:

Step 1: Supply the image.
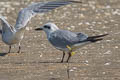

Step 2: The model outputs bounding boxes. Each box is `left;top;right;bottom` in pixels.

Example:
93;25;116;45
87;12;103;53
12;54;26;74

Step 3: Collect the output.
15;1;81;30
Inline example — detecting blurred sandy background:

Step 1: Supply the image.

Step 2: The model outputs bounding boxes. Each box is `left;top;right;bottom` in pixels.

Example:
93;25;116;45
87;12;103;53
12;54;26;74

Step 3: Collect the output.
0;0;120;80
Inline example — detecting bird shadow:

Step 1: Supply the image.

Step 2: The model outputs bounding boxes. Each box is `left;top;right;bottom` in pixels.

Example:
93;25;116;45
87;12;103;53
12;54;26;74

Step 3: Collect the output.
37;61;74;64
0;53;8;56
14;61;74;65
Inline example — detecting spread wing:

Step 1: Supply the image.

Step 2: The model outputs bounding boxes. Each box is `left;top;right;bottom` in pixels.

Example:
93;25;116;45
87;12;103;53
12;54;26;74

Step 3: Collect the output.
0;16;11;29
0;16;14;33
15;1;81;30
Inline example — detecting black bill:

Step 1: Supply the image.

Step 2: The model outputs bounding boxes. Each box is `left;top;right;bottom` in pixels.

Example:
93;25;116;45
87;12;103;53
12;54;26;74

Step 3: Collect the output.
35;27;43;31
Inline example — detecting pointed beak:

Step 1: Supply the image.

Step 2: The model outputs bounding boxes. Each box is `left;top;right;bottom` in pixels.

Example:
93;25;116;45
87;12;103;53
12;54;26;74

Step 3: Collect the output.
35;27;43;31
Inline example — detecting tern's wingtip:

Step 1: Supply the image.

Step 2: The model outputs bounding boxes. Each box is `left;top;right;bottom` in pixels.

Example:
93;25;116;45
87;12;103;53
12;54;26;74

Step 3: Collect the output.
69;1;82;3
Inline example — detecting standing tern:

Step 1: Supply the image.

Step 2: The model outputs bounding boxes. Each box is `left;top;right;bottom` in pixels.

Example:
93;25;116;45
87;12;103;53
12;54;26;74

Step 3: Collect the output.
35;22;108;62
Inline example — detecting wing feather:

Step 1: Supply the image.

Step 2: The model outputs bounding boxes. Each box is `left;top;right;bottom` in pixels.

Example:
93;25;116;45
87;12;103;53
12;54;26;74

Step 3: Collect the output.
75;32;88;41
0;16;14;32
49;30;80;49
15;1;81;29
0;16;11;29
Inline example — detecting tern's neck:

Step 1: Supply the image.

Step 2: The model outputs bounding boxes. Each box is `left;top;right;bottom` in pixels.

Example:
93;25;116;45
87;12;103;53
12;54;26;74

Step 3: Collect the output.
45;29;58;39
45;30;55;37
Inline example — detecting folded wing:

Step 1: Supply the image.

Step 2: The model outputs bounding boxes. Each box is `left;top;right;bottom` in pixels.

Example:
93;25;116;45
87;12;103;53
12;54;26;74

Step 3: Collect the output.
49;30;81;49
75;32;88;41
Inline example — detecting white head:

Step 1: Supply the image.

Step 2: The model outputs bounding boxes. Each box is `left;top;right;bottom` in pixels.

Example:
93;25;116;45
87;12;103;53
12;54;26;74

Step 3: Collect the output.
35;22;59;35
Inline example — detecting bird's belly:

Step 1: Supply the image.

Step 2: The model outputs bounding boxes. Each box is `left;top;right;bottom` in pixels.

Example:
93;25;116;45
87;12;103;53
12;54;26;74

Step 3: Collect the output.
49;37;74;51
55;46;68;51
2;33;21;45
49;41;71;52
72;41;90;51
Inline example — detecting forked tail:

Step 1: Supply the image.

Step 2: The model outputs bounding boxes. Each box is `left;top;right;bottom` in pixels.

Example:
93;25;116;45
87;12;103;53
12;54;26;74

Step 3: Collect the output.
87;34;109;42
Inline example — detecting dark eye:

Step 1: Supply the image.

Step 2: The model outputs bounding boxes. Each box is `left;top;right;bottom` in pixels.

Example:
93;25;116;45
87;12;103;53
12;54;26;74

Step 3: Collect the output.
44;25;50;29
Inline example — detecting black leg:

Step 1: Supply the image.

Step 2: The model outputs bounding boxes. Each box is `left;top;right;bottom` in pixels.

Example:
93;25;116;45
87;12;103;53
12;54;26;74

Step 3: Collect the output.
66;52;72;63
17;45;21;53
61;51;65;63
8;46;11;53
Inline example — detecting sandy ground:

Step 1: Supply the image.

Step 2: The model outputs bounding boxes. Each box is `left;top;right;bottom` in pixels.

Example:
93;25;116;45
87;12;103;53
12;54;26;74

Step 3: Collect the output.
0;0;120;80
